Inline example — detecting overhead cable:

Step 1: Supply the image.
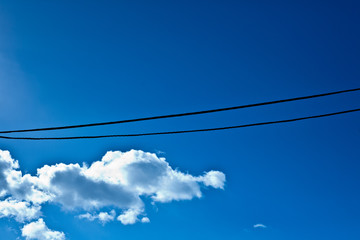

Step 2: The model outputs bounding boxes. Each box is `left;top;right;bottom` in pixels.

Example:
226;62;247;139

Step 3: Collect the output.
0;108;358;140
0;87;359;134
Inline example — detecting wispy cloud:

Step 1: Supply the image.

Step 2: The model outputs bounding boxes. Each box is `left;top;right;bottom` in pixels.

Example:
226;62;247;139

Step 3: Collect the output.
155;149;166;155
0;149;226;239
253;223;267;228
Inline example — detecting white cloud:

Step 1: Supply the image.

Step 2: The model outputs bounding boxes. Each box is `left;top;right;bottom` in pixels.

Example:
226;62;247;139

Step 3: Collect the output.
78;210;116;224
253;223;267;228
141;217;150;223
77;212;93;221
0;149;225;238
36;162;142;211
98;210;116;224
200;171;226;189
0;150;51;205
117;208;143;225
21;218;65;240
0;198;41;222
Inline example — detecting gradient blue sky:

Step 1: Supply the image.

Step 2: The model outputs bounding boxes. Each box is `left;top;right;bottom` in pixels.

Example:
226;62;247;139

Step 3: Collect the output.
0;1;360;239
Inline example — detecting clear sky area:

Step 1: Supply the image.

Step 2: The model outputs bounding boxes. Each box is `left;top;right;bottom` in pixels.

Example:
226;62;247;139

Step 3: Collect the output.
0;1;359;240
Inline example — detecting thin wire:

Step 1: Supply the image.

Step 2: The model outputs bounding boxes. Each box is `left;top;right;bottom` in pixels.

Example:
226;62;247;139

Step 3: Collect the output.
0;108;358;140
0;87;359;134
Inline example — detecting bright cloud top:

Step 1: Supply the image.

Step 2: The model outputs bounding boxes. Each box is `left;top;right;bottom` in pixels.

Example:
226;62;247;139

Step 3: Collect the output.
22;218;65;240
0;149;225;239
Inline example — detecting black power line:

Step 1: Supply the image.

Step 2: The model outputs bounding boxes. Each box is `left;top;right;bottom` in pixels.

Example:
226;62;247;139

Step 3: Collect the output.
0;87;359;134
1;108;358;140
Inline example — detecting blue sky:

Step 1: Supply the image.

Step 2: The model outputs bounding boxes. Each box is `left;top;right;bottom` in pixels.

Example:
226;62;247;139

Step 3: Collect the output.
0;1;359;239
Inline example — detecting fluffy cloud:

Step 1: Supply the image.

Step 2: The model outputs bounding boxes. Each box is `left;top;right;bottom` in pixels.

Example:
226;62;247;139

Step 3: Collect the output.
0;198;41;222
141;217;150;223
22;218;65;240
200;171;226;189
37;162;142;211
0;149;226;239
0;150;51;205
117;208;143;225
78;210;116;224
